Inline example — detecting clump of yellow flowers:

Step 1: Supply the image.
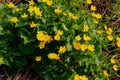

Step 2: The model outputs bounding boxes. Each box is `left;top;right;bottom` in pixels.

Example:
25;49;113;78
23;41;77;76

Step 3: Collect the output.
37;31;53;49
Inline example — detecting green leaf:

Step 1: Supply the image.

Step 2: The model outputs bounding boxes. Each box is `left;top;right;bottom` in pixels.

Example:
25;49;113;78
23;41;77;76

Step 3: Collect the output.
0;25;7;35
72;24;79;30
18;43;35;55
19;29;36;44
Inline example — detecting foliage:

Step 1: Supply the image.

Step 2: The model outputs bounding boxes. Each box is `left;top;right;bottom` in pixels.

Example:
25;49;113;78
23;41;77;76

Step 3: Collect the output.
0;0;120;80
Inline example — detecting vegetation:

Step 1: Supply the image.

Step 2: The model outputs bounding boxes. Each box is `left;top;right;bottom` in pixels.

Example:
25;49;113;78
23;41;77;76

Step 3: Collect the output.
0;0;120;80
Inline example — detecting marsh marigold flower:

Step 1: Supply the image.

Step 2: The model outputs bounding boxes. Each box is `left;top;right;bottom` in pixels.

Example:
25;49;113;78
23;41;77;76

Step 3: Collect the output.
30;21;37;28
35;56;42;61
73;42;81;50
59;46;66;53
28;0;35;5
39;42;46;49
116;41;120;47
10;17;19;23
95;13;102;19
106;28;113;34
88;44;95;51
8;2;14;8
113;65;118;71
116;37;120;41
83;34;91;41
72;15;78;20
107;35;113;41
54;34;60;41
42;0;47;2
16;8;22;12
110;58;116;64
21;13;28;18
68;12;74;17
37;31;45;41
103;70;109;77
116;37;120;47
79;75;88;80
80;44;87;51
92;13;102;19
48;53;60;60
97;30;102;34
54;8;62;14
86;0;92;4
83;24;89;32
93;18;98;24
46;0;53;6
74;74;80;80
75;35;82;41
90;5;97;11
57;30;63;35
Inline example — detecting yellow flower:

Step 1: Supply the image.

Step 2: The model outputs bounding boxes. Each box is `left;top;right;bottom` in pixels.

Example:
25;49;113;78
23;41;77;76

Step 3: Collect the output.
35;11;42;17
116;41;120;47
104;25;108;30
116;37;120;47
95;13;102;19
80;44;87;51
79;75;88;80
57;30;63;35
10;17;19;23
8;2;14;8
48;53;60;60
42;0;47;2
83;24;89;32
107;35;113;41
83;34;91;41
44;35;53;43
97;30;102;34
59;46;66;53
88;44;95;51
63;13;67;16
37;31;45;41
35;56;42;61
91;12;96;17
16;8;22;12
106;28;113;34
103;70;109;77
72;15;78;20
73;42;81;50
68;12;74;17
92;13;102;19
30;21;37;28
116;37;120;41
46;0;53;6
21;13;28;18
75;35;82;41
74;74;80;80
86;0;92;4
54;34;60;41
39;42;46;49
28;6;34;13
113;65;118;71
28;0;35;5
110;58;116;64
93;18;98;24
54;8;62;14
90;5;97;11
